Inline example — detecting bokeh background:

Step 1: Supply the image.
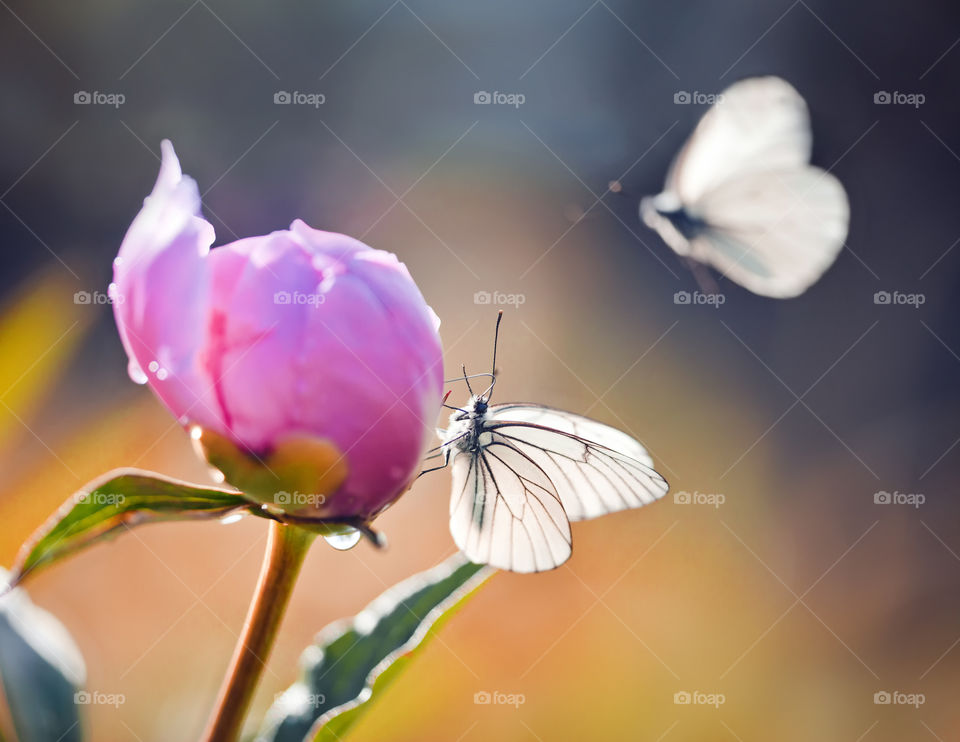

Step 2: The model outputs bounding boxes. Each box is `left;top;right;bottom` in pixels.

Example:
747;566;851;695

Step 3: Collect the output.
2;1;959;740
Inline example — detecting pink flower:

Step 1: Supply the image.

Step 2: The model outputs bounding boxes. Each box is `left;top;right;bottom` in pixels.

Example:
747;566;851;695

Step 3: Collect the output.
112;141;443;522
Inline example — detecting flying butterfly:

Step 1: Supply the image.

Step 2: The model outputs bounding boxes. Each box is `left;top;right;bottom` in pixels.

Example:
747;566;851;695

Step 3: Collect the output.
422;313;669;573
639;76;849;298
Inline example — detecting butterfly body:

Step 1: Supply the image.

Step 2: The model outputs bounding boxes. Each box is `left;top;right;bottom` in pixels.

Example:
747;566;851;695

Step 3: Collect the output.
640;193;708;254
444;396;491;454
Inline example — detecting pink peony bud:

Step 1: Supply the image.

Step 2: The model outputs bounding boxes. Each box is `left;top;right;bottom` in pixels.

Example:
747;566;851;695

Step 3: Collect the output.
111;141;443;523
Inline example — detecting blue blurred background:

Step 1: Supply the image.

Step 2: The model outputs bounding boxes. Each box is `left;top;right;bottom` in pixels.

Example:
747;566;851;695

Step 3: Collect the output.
1;1;959;740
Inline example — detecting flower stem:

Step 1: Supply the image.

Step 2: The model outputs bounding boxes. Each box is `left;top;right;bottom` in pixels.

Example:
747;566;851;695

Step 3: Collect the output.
201;519;315;742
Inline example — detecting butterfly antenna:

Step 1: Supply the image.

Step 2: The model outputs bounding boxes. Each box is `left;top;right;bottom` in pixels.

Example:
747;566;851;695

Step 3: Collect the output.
482;311;503;402
461;364;475;397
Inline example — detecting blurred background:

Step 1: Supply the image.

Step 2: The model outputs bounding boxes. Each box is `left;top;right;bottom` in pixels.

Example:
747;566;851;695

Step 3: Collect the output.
1;0;959;739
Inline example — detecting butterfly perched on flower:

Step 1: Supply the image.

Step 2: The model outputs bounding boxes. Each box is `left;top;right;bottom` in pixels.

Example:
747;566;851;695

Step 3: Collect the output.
423;313;668;573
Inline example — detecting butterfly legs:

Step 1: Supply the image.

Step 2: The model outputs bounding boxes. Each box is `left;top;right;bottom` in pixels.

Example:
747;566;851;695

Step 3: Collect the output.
418;431;469;478
418;448;450;477
685;257;721;296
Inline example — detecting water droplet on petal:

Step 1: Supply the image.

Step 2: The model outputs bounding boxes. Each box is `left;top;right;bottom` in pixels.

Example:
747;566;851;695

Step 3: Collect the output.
323;528;362;551
107;282;123;304
146;359;169;381
220;512;243;525
128;358;148;385
113;256;124;267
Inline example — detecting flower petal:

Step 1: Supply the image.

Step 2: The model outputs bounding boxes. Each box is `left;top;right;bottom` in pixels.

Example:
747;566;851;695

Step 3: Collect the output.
112;141;221;431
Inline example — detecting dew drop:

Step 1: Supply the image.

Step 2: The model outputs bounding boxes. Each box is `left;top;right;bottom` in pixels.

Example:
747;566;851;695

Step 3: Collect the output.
220;512;243;525
128;358;148;385
146;360;169;381
323;528;362;551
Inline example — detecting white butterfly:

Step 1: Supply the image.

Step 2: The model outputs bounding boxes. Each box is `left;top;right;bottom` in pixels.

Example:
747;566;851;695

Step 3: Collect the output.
425;314;669;573
640;76;849;298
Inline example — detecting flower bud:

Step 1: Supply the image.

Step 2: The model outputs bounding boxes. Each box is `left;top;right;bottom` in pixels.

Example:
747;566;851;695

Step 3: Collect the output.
112;141;443;522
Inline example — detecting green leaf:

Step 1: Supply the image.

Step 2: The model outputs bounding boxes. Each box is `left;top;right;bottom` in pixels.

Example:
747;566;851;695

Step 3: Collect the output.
0;570;86;742
256;553;493;742
9;468;259;588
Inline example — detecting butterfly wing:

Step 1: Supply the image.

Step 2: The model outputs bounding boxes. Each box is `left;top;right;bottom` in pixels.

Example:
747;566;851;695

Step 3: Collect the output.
667;76;812;204
449;439;572;573
688;167;849;298
486;404;669;521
